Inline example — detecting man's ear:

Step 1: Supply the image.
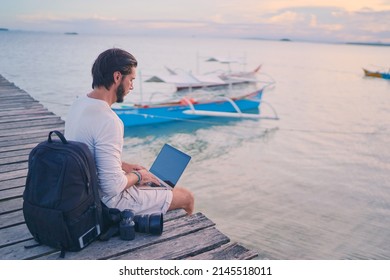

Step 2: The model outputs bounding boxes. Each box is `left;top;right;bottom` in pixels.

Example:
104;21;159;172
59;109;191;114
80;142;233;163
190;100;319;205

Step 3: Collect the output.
114;71;122;83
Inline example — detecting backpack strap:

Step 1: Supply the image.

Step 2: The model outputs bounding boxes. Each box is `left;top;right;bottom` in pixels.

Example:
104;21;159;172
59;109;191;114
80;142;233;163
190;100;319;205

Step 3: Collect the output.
48;130;68;144
59;248;66;258
99;203;122;241
24;243;41;249
99;226;119;241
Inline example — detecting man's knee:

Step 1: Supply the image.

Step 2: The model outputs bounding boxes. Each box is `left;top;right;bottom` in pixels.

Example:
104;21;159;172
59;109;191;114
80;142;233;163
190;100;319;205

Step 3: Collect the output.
174;187;193;204
183;188;194;203
170;187;195;213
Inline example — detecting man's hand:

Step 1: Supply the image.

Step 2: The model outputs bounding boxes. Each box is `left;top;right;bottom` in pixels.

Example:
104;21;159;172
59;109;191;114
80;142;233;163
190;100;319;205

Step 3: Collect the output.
138;169;161;186
122;162;146;173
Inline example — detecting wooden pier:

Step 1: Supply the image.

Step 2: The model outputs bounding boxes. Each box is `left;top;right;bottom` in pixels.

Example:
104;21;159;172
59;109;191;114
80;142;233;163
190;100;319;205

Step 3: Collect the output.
0;74;258;260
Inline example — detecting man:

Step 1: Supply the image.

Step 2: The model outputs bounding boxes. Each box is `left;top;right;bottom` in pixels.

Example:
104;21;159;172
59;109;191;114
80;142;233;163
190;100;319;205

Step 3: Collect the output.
65;48;194;215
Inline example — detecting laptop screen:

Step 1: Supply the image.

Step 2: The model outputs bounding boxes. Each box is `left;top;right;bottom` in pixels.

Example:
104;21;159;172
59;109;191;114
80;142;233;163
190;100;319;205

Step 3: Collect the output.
149;144;191;188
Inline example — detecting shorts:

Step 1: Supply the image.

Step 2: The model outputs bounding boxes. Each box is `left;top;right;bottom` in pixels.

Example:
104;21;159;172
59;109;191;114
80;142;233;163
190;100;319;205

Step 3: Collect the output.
113;185;173;215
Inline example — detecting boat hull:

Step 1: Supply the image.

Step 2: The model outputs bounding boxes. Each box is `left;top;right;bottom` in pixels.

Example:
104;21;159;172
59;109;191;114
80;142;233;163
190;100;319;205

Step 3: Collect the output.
363;68;390;80
114;90;263;127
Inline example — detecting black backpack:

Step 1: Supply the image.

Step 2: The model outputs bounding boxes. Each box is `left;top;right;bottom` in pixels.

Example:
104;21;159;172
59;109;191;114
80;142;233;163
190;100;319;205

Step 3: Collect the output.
23;130;104;257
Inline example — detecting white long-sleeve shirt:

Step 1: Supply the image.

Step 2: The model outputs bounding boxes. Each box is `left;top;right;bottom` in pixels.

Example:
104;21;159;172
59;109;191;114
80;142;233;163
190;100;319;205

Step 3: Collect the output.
65;95;127;206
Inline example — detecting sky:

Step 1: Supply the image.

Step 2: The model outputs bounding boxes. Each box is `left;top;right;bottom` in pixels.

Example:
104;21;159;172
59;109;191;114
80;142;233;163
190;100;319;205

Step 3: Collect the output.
1;0;390;43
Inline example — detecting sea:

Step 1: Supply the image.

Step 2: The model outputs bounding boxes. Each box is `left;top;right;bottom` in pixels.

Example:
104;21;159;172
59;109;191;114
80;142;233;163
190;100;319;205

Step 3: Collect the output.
1;31;389;260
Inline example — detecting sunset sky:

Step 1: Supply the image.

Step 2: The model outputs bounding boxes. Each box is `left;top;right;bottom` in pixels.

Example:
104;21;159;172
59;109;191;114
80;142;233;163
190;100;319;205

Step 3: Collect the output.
1;0;389;43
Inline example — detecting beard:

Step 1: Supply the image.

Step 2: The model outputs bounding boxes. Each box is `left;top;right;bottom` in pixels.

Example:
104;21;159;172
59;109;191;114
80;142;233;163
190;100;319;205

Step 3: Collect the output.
116;82;126;103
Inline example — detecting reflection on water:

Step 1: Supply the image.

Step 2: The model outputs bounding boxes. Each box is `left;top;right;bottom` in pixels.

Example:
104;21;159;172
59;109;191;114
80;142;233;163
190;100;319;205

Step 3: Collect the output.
122;108;276;166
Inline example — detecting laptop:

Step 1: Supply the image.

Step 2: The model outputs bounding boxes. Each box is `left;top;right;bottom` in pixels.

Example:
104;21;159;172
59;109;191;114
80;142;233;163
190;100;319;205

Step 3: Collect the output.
149;143;191;189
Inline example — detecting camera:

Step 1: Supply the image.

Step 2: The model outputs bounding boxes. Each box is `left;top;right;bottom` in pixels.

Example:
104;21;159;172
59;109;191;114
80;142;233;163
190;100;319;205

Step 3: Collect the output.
119;209;135;240
134;213;163;235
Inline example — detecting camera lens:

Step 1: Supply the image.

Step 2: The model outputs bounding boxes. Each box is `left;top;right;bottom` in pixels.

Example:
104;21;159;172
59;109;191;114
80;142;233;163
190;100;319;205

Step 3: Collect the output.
134;214;149;233
134;213;163;235
148;213;163;235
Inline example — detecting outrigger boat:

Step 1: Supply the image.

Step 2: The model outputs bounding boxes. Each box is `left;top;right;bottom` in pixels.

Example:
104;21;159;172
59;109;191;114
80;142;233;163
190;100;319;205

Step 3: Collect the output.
113;87;278;127
363;68;390;80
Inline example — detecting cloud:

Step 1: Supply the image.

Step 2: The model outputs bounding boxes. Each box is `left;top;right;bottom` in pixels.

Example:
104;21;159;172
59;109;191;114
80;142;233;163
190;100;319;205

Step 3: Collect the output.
140;20;208;30
267;11;305;24
4;4;390;43
248;6;390;42
210;14;226;24
342;8;390;42
309;15;343;31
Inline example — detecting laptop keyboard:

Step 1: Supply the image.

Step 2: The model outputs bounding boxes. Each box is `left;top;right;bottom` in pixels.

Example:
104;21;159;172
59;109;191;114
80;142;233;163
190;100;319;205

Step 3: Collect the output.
149;182;164;188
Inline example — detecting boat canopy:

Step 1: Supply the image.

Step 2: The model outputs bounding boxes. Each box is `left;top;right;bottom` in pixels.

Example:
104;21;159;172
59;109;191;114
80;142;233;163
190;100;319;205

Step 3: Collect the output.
205;56;243;64
144;68;226;88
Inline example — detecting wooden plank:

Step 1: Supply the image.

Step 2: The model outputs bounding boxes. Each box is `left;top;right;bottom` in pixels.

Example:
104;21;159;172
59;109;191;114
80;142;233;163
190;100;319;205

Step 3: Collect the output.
0;107;49;116
0;223;32;249
0;210;25;229
0;149;31;159
0;177;26;191
0;143;37;154
0;187;23;201
0;240;58;260
0;103;42;111
0;136;46;148
0;126;64;138
0;169;27;182
187;242;259;260
0;125;65;138
0;196;22;213
0;118;64;130
0;155;28;166
113;227;230;260
0;91;33;97
0;91;34;97
0;129;60;149
0;114;59;124
0;90;29;95
0;101;39;108
0;130;51;142
0;161;28;173
0;89;32;95
0;95;32;100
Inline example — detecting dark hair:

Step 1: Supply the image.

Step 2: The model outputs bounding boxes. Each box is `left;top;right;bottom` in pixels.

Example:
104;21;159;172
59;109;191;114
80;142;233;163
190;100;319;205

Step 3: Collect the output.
91;48;138;90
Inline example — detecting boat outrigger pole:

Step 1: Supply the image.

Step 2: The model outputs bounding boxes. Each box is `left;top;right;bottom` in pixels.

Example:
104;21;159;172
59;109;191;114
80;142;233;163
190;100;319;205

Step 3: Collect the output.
181;96;279;120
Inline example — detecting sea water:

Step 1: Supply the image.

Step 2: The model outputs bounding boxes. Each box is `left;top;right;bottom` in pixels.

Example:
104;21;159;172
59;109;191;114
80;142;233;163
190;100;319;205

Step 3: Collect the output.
1;31;390;259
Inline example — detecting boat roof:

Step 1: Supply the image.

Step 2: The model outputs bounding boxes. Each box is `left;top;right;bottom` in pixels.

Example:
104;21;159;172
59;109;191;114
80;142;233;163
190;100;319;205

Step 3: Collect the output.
144;69;226;87
205;56;244;64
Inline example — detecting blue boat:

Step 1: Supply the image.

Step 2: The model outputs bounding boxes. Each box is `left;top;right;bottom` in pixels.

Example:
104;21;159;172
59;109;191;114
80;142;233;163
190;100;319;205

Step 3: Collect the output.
113;88;274;127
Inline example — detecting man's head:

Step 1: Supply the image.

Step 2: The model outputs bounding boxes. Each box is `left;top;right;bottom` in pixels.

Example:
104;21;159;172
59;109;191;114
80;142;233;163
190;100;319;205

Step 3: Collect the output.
91;48;138;102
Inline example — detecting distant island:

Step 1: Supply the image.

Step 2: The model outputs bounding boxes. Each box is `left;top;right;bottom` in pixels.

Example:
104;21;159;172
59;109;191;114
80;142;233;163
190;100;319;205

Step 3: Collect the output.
64;32;78;35
346;42;390;47
243;37;294;42
0;28;9;31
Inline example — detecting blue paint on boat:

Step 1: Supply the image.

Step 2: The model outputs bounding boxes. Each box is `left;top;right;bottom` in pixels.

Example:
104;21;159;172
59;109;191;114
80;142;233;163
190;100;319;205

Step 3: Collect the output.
114;89;264;127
